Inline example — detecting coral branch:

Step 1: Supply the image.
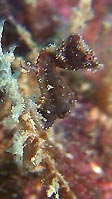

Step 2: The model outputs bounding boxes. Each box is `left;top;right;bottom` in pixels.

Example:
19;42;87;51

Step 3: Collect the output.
0;20;25;124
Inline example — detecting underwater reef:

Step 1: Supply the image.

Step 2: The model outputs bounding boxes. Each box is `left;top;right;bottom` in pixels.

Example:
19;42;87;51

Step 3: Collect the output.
0;0;112;199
